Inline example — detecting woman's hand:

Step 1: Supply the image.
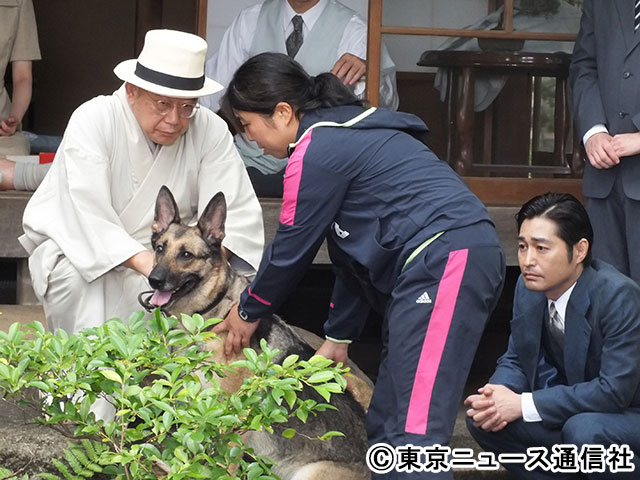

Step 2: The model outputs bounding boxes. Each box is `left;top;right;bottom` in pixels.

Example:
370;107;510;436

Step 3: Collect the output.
315;339;349;366
213;303;260;358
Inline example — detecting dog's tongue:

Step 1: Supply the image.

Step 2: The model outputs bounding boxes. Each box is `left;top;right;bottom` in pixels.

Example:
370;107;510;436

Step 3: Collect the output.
150;290;172;306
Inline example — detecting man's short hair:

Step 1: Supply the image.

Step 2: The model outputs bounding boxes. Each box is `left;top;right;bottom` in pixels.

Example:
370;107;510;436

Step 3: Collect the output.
516;192;593;266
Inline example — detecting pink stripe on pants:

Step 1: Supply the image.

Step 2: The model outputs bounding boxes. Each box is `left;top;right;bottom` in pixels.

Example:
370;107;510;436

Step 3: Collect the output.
404;248;469;435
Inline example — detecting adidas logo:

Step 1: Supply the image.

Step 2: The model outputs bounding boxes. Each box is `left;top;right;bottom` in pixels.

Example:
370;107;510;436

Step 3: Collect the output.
416;292;432;304
333;222;350;239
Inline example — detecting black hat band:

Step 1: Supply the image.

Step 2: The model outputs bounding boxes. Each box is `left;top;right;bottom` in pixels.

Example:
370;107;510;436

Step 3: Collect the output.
135;62;204;91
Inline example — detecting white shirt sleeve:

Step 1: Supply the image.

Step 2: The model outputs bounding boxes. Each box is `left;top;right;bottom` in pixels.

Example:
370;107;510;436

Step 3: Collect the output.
201;5;262;112
521;392;543;422
339;14;399;110
582;124;609;146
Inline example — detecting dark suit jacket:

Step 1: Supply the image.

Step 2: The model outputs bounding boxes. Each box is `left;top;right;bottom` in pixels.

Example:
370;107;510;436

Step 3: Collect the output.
491;260;640;427
570;0;640;200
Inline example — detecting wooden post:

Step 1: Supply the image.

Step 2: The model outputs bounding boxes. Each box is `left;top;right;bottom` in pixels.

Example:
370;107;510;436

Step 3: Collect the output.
196;0;208;38
503;0;514;32
366;0;382;107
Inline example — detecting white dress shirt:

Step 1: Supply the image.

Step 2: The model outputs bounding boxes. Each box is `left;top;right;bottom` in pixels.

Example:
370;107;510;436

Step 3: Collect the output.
202;0;398;111
522;282;577;422
583;124;609;146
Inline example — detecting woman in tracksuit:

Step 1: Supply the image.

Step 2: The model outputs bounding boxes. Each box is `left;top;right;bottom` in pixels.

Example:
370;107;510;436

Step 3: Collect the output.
214;52;506;478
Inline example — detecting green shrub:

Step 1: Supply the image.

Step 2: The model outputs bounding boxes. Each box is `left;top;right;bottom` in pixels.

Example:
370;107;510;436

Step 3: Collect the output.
0;310;348;479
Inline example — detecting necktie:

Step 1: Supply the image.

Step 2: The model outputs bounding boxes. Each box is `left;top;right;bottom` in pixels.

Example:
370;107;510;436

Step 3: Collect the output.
548;302;564;353
635;0;640;32
286;15;304;58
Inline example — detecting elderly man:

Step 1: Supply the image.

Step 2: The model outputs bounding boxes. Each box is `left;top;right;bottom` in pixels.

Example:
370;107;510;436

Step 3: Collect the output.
20;29;264;335
465;193;640;479
202;0;399;196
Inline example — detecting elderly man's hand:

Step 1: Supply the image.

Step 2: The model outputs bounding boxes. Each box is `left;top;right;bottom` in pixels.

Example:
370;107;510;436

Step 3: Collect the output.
213;303;260;358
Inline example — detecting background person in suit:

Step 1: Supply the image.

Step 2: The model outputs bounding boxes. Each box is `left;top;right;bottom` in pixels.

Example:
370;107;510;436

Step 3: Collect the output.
570;0;640;284
465;193;640;479
202;0;399;197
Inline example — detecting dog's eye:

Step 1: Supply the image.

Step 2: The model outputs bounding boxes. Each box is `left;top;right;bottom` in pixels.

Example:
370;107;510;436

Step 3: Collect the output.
181;251;193;260
155;245;164;254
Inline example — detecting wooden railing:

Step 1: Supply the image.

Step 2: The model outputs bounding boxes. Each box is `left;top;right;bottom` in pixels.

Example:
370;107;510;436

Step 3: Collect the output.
365;0;578;106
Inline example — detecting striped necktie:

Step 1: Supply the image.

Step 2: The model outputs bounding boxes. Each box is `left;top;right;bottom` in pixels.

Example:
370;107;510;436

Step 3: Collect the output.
548;302;564;348
286;15;304;58
635;0;640;32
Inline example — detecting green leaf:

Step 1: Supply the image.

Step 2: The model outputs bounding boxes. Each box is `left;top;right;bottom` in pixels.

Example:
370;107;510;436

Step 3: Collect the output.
322;382;344;393
109;331;129;358
28;321;46;336
162;411;172;431
79;395;92;420
0;362;9;380
308;355;333;367
99;369;122;383
27;380;50;391
281;428;296;439
281;354;299;369
271;388;284;405
249;414;264;430
243;348;258;364
307;371;335;384
318;430;345;441
313;386;331;402
124;385;142;397
104;421;116;436
150;399;175;415
296;408;308;423
8;322;20;342
181;314;196;334
247;463;264;480
283;389;296;410
174;446;188;463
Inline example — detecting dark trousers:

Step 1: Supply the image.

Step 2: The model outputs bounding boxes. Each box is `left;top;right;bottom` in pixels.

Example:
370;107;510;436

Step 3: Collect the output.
368;222;506;479
586;174;640;284
467;411;640;479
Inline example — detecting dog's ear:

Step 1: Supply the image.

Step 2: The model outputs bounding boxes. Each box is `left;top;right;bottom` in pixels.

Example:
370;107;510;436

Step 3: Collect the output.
153;186;181;234
198;191;227;246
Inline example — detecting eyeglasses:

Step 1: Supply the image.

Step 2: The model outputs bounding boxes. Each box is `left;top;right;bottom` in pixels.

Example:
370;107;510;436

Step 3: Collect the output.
151;98;200;119
141;90;200;119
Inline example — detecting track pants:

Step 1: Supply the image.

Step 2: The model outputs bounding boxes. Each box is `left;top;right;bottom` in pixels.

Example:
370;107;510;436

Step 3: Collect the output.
367;221;506;479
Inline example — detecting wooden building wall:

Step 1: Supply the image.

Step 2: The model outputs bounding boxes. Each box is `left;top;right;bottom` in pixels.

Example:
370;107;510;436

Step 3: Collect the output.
28;0;198;136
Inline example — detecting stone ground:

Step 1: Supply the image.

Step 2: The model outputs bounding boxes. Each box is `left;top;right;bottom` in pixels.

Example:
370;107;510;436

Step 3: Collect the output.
0;305;513;479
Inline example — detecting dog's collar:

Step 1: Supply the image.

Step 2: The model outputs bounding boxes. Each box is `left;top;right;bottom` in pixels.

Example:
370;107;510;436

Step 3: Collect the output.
194;287;229;317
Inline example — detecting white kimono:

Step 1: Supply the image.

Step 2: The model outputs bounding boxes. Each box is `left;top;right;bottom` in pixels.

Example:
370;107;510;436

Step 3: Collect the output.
20;85;264;334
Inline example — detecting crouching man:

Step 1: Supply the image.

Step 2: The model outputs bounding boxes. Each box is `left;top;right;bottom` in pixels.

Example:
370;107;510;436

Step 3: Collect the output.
465;193;640;479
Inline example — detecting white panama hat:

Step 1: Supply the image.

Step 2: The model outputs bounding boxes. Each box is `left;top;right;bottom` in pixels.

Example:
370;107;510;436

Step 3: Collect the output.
113;29;223;98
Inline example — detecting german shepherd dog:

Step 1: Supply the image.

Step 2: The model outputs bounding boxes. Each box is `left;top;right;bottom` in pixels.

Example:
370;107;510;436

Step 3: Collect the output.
142;186;372;480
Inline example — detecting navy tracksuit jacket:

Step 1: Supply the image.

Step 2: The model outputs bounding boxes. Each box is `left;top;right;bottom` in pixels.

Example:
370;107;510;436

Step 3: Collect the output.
238;106;505;471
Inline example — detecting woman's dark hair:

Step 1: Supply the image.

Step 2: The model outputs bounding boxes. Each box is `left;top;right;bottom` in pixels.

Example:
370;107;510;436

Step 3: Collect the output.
223;52;364;116
516;192;593;265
